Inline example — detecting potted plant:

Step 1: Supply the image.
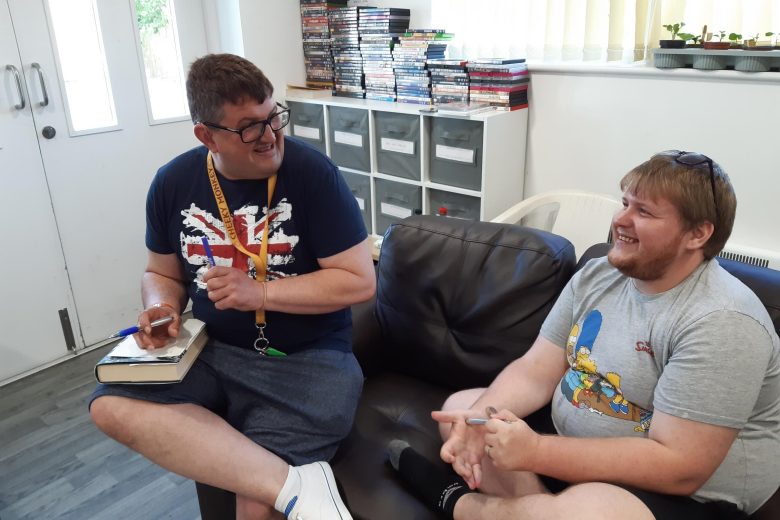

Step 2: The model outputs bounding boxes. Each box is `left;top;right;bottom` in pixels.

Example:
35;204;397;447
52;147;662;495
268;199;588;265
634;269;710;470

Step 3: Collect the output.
742;33;759;48
680;33;702;48
660;22;687;48
728;32;743;48
703;30;730;49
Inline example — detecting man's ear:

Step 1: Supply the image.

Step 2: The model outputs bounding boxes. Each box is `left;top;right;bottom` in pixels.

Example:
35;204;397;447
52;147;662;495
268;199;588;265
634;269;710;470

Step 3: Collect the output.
686;220;715;251
194;123;218;152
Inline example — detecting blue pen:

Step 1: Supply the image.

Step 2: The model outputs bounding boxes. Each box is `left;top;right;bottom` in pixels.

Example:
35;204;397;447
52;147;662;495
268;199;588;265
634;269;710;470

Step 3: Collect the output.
108;316;175;339
201;236;216;266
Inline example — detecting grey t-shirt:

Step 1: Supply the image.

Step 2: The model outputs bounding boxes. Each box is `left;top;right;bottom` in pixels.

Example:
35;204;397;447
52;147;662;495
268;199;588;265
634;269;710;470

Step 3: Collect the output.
540;257;780;513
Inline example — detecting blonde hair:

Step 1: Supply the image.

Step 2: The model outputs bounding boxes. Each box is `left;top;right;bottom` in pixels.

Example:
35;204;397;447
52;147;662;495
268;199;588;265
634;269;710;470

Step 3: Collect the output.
620;152;736;260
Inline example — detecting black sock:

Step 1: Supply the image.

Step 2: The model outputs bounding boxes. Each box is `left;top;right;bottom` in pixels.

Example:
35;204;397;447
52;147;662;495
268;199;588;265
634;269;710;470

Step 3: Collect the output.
387;440;474;520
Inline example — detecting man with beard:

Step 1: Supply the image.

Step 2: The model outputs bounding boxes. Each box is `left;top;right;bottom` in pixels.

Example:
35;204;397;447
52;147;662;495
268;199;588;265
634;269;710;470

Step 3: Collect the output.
389;151;780;520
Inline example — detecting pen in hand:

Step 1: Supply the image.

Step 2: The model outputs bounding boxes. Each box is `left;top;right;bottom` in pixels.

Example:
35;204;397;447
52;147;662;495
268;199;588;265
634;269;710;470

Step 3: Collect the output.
465;406;515;425
201;236;216;267
108;316;175;339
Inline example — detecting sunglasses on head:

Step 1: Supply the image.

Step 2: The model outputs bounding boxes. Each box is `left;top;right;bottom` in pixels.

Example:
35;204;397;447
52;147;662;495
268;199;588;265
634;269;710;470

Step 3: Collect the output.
656;150;719;223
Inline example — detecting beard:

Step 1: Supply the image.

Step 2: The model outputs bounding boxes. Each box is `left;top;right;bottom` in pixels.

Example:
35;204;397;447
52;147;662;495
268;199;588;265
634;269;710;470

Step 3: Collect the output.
607;236;683;281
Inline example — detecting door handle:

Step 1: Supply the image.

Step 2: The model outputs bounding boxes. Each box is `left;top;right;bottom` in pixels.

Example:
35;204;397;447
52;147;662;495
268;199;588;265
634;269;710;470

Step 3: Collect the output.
31;63;49;107
5;64;26;110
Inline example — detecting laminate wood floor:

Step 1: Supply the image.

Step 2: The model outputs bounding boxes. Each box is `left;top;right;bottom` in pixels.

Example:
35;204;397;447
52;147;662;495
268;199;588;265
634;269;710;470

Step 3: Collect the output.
0;346;201;520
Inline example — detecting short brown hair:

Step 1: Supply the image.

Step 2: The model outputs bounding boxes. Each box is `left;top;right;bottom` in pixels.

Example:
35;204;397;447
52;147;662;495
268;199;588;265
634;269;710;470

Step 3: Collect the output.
186;53;274;124
620;152;736;260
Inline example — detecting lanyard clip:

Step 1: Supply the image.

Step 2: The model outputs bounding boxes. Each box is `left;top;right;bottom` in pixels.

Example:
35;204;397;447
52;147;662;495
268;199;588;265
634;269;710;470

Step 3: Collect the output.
254;323;269;355
253;323;287;356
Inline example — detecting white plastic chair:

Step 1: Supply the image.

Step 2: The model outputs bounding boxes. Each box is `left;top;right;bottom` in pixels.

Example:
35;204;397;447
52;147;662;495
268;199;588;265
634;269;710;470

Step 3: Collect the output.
491;190;622;260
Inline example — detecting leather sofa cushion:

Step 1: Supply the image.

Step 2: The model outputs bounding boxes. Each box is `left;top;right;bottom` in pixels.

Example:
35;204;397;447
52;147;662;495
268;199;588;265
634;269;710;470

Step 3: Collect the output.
375;216;576;390
333;373;449;520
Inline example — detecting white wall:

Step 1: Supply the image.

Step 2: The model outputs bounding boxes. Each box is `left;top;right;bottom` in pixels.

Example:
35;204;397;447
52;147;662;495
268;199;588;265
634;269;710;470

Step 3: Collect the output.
203;0;243;55
525;67;780;251
238;1;306;95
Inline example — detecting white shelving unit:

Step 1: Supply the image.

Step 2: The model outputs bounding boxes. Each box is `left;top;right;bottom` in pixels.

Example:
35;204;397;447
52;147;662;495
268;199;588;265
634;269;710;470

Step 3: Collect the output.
284;93;529;237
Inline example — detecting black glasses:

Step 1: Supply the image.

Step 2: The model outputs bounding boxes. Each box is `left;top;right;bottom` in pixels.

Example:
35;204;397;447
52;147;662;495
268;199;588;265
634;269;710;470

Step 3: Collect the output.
657;150;719;222
199;103;291;143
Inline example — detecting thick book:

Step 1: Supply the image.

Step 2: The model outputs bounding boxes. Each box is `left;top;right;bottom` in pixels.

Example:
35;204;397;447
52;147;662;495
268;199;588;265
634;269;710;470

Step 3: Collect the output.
95;318;207;384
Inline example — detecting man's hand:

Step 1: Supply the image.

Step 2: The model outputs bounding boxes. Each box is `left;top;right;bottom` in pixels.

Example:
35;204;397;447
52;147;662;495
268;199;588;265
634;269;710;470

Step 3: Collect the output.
432;409;489;489
482;409;540;472
135;304;180;349
203;266;262;311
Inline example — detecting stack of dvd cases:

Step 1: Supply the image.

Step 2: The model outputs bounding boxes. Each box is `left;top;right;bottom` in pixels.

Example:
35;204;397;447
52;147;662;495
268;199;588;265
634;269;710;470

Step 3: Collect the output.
329;5;365;98
359;8;410;101
300;1;347;90
392;30;452;105
427;58;469;105
467;58;529;110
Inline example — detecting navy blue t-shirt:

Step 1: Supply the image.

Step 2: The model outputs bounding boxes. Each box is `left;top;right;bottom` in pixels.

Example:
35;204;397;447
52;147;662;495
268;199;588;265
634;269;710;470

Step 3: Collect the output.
145;136;367;353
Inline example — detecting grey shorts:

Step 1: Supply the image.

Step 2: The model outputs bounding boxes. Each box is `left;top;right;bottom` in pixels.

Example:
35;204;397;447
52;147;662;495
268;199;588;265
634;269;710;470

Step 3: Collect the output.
90;339;364;466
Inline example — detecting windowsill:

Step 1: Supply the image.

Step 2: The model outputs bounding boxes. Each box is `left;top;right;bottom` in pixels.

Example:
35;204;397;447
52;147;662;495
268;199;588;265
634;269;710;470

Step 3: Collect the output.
527;60;780;83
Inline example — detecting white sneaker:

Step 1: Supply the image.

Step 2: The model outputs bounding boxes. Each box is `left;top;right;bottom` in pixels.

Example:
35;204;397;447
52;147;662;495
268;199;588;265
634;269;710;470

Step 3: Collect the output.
286;461;352;520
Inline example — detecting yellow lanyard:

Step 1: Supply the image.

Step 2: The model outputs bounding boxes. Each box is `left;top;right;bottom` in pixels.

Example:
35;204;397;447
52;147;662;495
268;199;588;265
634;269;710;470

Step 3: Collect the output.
206;152;281;354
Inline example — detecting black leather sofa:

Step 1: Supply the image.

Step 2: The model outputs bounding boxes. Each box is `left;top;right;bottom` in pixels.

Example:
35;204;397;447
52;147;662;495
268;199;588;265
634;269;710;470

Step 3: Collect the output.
197;215;780;520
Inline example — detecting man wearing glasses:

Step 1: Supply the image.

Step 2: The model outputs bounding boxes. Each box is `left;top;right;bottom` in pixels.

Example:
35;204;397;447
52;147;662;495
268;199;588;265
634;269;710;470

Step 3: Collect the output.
390;151;779;520
90;53;374;519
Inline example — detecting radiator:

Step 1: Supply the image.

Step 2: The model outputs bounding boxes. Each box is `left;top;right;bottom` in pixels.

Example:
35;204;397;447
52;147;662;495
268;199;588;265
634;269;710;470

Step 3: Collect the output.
718;243;780;270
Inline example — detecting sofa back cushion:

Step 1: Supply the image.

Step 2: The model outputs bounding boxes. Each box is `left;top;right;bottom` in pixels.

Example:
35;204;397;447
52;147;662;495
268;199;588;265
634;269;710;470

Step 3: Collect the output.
375;216;576;390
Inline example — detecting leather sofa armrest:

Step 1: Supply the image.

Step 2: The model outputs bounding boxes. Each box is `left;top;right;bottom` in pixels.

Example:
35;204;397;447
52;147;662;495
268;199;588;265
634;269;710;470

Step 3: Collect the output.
195;482;234;520
351;292;386;379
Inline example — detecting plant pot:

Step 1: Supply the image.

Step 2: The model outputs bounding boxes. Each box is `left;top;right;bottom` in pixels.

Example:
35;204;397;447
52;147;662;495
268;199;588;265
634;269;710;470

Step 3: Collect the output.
685;44;703;48
659;40;686;49
703;41;730;50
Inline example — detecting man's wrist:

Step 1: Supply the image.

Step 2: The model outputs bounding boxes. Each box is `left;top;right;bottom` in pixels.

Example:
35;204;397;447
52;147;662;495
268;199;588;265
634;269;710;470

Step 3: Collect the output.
527;431;549;474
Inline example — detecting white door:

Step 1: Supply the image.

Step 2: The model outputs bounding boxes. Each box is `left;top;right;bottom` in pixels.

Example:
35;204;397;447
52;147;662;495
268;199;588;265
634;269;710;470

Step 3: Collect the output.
1;0;207;381
0;0;76;381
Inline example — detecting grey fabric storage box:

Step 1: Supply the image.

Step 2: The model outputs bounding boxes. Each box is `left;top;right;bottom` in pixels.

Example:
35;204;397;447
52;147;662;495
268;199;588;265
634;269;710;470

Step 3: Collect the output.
341;169;373;233
287;101;326;154
374;178;422;236
428;188;481;220
429;117;483;190
375;111;420;180
329;106;370;172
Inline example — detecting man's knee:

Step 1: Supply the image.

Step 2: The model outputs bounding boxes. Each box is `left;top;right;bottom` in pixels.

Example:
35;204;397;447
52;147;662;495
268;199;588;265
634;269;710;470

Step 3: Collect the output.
439;388;486;440
90;395;142;446
91;396;122;435
441;388;487;412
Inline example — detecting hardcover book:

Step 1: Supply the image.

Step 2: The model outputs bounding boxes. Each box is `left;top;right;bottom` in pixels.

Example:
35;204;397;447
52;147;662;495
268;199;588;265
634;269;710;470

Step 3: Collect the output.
95;318;207;384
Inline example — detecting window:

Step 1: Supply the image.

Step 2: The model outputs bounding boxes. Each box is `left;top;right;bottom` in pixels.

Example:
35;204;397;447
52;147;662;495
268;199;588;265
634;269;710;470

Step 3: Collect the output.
47;0;118;133
432;0;780;63
132;0;189;123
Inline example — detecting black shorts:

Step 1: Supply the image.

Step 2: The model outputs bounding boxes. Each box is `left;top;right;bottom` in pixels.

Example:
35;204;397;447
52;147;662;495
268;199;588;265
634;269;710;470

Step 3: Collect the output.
523;407;747;520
